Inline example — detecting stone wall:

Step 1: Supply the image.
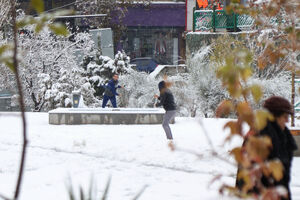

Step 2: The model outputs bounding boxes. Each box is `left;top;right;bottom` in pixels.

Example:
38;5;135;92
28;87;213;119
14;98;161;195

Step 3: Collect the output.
49;108;174;125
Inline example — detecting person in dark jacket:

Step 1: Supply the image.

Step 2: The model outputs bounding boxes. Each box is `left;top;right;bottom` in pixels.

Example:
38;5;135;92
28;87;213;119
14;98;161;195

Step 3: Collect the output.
154;80;176;141
236;96;298;200
102;74;123;108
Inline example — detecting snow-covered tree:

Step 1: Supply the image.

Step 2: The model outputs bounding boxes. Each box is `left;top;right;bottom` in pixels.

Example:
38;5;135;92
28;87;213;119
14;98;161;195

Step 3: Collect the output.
0;19;99;111
0;0;11;29
81;50;131;99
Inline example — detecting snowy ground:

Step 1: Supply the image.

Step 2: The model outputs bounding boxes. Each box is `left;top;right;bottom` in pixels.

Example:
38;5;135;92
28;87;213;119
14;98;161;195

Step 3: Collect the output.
0;112;299;200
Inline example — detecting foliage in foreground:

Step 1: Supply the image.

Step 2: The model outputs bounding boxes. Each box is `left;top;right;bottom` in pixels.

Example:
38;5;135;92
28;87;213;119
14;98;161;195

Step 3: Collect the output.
212;0;299;199
67;176;146;200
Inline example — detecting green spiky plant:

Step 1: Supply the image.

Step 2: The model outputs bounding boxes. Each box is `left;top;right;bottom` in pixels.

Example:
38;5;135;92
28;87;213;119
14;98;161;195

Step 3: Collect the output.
67;176;147;200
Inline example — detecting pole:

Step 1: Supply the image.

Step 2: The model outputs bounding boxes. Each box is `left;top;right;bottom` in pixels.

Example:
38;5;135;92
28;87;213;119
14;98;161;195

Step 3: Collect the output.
234;13;237;32
292;68;295;127
193;7;195;32
212;5;216;32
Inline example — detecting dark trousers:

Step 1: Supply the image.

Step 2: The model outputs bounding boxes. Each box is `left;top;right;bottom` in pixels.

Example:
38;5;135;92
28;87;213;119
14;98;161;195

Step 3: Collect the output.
102;95;117;108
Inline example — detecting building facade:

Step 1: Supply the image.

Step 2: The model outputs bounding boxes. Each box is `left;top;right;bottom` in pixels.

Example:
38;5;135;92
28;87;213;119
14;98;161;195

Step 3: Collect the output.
116;2;186;65
18;0;187;65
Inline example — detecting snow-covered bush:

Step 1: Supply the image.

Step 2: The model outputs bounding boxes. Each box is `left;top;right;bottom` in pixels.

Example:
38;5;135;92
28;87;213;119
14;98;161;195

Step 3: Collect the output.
81;50;131;99
44;68;82;109
118;70;158;108
188;46;228;117
186;34;291;118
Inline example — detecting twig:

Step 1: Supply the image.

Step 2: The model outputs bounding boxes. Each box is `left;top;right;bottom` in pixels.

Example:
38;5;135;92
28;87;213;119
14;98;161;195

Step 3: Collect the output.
11;1;28;199
198;119;236;167
0;193;11;200
198;119;216;152
175;146;204;159
132;185;148;200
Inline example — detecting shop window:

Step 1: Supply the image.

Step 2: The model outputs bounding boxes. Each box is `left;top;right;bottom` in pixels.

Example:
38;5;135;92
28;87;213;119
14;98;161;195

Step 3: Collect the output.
120;27;184;65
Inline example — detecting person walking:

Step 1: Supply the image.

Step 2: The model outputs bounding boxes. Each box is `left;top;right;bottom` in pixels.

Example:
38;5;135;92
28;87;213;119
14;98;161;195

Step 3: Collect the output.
154;80;176;143
236;96;298;200
260;96;298;200
102;74;123;108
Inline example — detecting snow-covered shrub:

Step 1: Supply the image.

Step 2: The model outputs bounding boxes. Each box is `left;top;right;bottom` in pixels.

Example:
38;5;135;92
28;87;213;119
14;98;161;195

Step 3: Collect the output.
249;71;291;109
80;77;101;107
187;46;228;117
118;70;158;108
81;50;131;98
118;68;198;117
186;34;291;118
44;69;79;109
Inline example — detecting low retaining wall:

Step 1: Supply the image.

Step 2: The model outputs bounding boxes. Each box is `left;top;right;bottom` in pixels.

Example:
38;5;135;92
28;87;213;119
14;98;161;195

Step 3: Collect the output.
49;108;170;125
290;129;300;157
293;135;300;157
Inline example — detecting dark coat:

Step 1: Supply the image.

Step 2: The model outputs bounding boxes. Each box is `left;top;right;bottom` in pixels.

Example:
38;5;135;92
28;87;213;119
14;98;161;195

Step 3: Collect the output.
260;121;298;199
236;121;298;200
104;79;121;97
156;89;176;111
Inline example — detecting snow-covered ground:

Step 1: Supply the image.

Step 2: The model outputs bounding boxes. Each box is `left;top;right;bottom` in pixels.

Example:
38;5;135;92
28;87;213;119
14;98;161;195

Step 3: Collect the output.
0;113;299;200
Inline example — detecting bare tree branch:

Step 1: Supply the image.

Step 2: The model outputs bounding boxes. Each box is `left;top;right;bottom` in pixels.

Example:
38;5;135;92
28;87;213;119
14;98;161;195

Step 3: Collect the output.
11;1;28;199
198;120;236;167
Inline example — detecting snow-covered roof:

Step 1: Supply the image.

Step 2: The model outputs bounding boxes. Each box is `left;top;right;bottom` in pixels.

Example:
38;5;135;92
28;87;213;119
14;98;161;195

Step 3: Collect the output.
149;64;187;79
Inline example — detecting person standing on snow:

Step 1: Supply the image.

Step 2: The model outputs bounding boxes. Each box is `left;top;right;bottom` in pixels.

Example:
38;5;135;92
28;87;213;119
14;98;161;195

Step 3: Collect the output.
154;80;176;143
102;74;124;108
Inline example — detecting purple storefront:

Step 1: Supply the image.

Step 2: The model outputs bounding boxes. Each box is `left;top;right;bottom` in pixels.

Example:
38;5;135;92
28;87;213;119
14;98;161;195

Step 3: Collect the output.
116;2;186;65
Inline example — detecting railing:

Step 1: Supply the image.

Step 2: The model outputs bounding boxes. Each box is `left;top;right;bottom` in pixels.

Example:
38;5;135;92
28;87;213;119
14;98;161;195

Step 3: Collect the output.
193;9;255;32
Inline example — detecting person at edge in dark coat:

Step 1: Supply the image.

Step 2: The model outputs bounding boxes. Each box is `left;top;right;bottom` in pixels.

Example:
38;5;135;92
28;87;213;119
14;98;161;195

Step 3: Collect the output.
236;96;298;200
154;80;176;144
102;74;123;108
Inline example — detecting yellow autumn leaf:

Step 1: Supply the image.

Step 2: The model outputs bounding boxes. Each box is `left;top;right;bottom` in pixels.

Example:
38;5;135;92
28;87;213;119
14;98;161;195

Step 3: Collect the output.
268;160;284;181
0;44;10;55
251;84;263;103
35;22;44;33
241;67;252;81
254;110;274;131
30;0;44;14
237;102;254;126
245;136;272;161
216;100;234;118
48;23;69;37
237;169;253;193
230;147;243;164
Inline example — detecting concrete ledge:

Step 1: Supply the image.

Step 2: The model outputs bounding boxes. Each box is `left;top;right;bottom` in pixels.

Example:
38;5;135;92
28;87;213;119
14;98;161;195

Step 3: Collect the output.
293;135;300;157
289;129;300;157
49;108;171;125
